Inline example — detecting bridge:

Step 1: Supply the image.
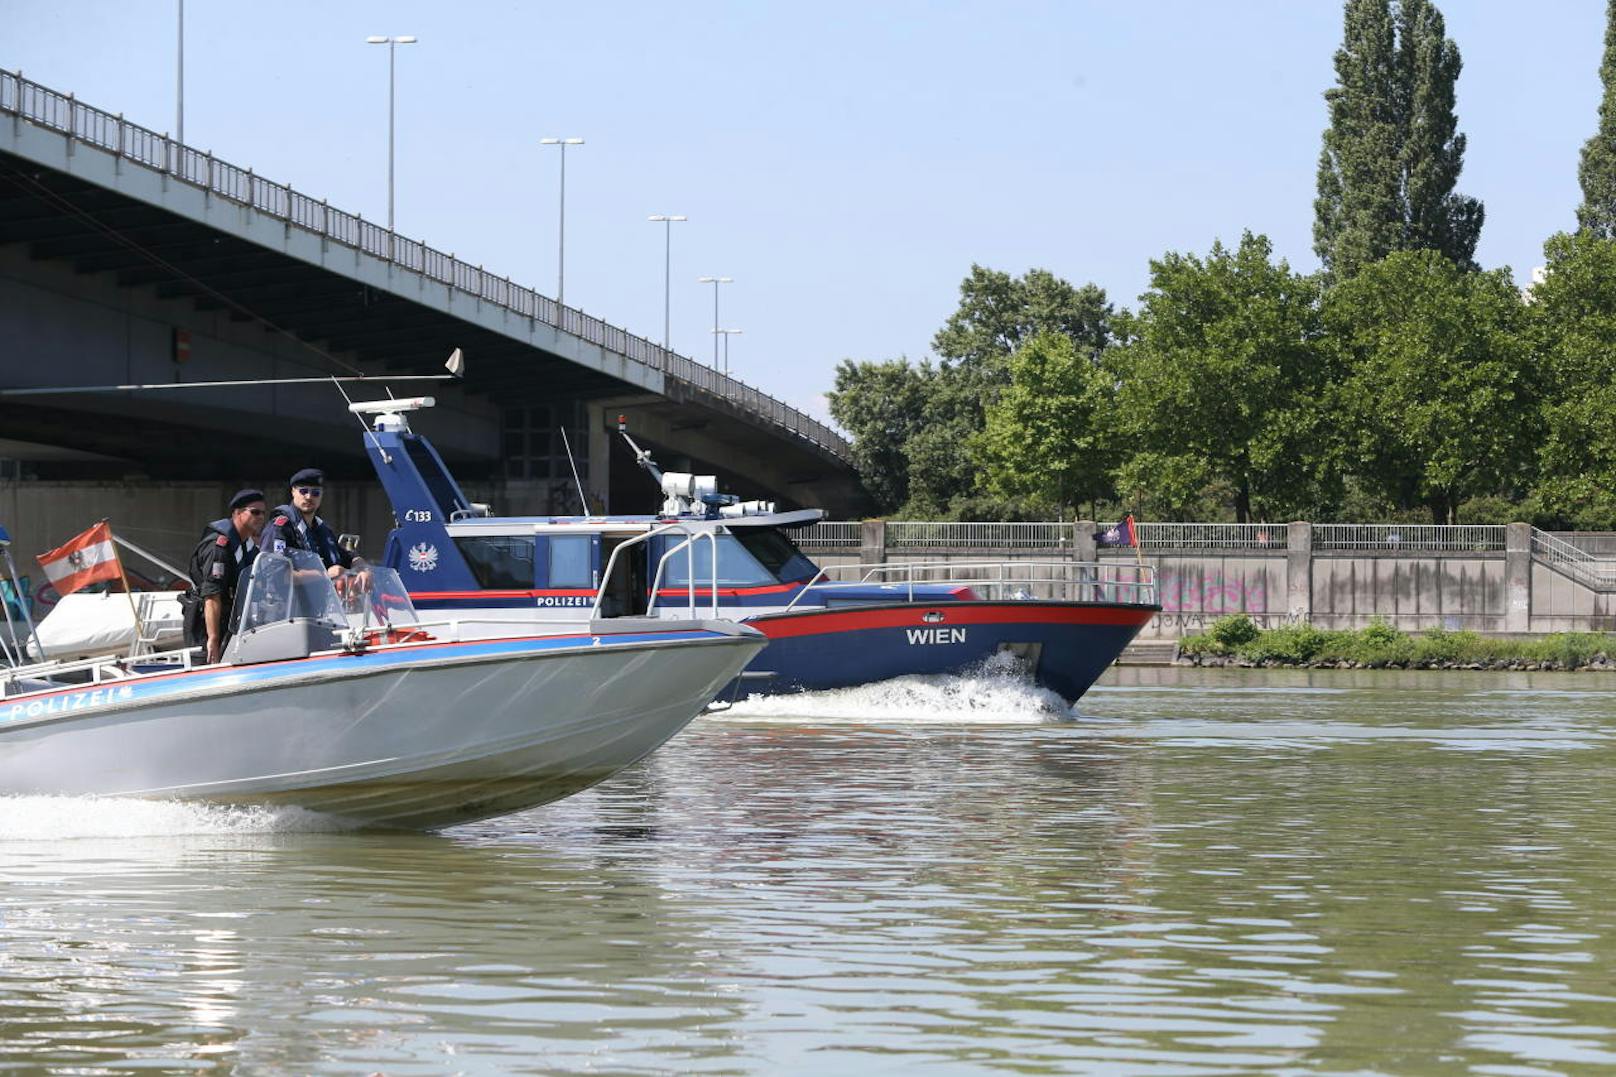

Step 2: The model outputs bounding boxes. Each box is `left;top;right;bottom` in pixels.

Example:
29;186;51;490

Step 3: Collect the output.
0;69;865;562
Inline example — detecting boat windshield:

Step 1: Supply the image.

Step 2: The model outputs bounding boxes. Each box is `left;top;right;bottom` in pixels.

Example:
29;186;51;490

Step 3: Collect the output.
236;549;348;632
339;566;421;630
731;527;819;583
656;528;818;588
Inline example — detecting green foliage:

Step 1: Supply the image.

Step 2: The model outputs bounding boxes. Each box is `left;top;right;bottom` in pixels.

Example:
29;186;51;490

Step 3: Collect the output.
827;358;933;514
1579;0;1616;239
1323;250;1531;522
1208;614;1260;648
1526;232;1616;527
1112;232;1335;522
932;266;1112;378
1315;0;1483;279
978;332;1115;511
1238;625;1333;663
1411;626;1481;663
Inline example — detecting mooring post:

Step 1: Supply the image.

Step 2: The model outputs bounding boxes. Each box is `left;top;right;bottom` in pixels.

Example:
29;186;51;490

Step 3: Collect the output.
1506;522;1532;633
860;519;886;567
1287;521;1313;623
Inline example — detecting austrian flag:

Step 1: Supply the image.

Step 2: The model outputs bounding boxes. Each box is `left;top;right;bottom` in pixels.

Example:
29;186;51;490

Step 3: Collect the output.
36;521;123;596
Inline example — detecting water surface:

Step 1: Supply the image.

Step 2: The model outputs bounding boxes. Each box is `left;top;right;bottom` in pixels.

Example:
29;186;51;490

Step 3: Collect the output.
5;667;1616;1073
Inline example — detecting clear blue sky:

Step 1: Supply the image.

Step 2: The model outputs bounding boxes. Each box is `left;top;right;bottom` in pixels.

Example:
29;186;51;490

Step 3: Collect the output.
5;2;1604;425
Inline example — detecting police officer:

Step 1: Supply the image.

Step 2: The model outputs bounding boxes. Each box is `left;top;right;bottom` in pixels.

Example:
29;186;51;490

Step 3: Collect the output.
259;468;370;581
184;489;266;664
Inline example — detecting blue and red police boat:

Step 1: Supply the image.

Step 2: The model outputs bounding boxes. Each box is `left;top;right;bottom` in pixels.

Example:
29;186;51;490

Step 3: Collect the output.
359;398;1159;706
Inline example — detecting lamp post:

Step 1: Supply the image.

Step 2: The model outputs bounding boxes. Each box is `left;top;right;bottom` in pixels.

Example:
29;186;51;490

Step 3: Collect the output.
176;0;184;147
540;138;584;306
712;328;743;376
697;276;733;368
647;214;687;349
365;34;418;234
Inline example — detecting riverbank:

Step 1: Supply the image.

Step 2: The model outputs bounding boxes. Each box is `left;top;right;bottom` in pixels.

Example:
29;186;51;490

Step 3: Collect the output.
1173;615;1616;671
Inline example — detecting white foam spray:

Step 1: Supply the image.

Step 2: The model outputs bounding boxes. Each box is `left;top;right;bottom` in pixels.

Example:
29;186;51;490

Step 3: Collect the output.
715;652;1072;725
0;795;357;841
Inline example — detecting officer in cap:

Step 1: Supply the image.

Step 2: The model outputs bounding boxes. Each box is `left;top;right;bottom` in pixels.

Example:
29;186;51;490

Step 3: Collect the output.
259;468;370;581
183;488;267;664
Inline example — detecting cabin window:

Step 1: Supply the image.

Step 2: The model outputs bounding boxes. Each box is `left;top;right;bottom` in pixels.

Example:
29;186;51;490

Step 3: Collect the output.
548;535;594;588
732;528;818;583
657;535;777;588
454;536;535;589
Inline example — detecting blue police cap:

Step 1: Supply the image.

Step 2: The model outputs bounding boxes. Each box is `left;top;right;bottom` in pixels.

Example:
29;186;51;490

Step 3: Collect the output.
228;488;265;511
289;468;324;488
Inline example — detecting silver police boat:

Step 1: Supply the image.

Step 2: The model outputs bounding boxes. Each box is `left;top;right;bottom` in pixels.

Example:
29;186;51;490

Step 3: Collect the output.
0;549;764;829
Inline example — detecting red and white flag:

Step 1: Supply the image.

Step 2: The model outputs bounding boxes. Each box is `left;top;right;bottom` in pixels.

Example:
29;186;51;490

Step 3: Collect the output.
36;521;123;597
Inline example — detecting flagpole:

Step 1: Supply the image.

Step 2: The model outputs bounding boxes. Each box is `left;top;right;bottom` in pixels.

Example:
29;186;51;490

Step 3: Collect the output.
106;520;148;657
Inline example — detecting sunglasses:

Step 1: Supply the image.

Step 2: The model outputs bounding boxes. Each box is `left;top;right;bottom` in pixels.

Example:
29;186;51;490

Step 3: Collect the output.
245;508;266;516
295;486;323;496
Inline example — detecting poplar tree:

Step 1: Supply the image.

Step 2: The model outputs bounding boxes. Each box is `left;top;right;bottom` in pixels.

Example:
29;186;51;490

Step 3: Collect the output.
1314;0;1483;279
1578;0;1616;239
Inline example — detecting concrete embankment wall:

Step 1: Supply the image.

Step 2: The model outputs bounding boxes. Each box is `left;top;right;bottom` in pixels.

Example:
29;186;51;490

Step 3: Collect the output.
800;520;1616;638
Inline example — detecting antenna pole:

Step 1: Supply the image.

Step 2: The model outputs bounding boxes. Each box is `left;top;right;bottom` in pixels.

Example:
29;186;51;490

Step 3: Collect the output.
559;425;589;515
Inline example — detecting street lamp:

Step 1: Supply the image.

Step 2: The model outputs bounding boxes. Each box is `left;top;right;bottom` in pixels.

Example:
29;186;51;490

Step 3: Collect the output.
712;328;743;376
697;276;733;368
647;214;687;348
176;0;184;147
540;138;584;306
365;34;418;234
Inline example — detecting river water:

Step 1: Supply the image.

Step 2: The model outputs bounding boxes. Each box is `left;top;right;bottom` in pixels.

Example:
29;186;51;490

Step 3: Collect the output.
4;666;1616;1074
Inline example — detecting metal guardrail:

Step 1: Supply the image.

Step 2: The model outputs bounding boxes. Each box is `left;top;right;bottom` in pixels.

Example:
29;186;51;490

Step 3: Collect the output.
785;560;1157;607
1531;527;1616;590
1313;524;1506;552
796;521;863;549
885;522;1073;549
0;70;851;462
1137;522;1282;551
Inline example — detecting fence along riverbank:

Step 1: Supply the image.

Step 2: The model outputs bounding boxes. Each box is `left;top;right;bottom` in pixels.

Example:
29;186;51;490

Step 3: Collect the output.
795;521;1616;638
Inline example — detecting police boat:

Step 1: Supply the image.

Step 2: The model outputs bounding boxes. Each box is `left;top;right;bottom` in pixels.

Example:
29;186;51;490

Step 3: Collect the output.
0;549;765;829
361;398;1160;706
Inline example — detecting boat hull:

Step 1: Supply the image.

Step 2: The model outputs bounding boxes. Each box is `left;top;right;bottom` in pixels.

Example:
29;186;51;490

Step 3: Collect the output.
736;601;1156;704
0;626;764;829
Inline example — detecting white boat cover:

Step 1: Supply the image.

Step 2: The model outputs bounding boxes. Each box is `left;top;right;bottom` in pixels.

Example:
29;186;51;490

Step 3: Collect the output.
27;590;186;660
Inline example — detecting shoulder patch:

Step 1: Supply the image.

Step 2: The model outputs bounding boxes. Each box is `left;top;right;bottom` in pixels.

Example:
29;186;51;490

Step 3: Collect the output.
273;515;289;526
215;533;229;547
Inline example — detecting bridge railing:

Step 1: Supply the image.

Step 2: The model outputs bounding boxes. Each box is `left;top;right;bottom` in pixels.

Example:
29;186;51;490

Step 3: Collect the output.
0;70;850;462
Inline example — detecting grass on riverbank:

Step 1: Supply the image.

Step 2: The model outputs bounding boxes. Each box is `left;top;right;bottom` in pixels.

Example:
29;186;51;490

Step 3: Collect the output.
1178;615;1616;669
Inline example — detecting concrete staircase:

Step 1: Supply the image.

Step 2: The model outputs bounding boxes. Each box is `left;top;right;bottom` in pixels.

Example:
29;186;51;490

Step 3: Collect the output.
1116;639;1179;666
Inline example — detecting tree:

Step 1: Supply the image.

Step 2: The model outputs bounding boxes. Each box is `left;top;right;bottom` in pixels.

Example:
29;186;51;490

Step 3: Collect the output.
1111;233;1332;523
827;357;932;514
1578;0;1616;239
932;265;1112;376
1315;0;1483;279
978;331;1116;513
1323;250;1530;523
1526;232;1616;525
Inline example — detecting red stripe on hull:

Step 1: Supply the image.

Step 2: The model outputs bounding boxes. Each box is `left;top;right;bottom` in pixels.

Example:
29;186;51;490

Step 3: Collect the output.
749;602;1157;640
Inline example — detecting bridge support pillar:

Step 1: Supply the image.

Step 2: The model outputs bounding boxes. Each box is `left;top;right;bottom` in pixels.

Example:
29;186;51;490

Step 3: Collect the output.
860;519;886;566
1287;521;1312;622
1506;522;1532;633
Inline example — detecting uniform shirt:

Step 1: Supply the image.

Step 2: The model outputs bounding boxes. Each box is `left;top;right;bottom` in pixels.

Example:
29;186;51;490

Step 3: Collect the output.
259;505;355;571
187;518;256;600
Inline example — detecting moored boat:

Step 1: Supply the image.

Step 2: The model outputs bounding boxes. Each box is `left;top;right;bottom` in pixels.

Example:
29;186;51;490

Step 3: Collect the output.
0;550;765;829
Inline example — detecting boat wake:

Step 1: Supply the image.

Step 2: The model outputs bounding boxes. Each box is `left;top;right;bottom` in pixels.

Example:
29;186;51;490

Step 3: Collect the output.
717;653;1072;725
0;795;359;841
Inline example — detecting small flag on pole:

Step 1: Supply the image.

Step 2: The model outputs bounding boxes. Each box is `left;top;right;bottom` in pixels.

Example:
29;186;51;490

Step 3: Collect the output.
36;521;122;597
1094;516;1137;548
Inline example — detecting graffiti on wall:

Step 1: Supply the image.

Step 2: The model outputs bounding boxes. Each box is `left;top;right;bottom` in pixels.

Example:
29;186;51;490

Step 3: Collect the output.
1157;571;1268;614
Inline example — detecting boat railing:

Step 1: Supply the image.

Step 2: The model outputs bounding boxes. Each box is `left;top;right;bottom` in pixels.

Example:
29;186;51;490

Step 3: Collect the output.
780;559;1158;611
593;522;723;621
1;647;200;700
